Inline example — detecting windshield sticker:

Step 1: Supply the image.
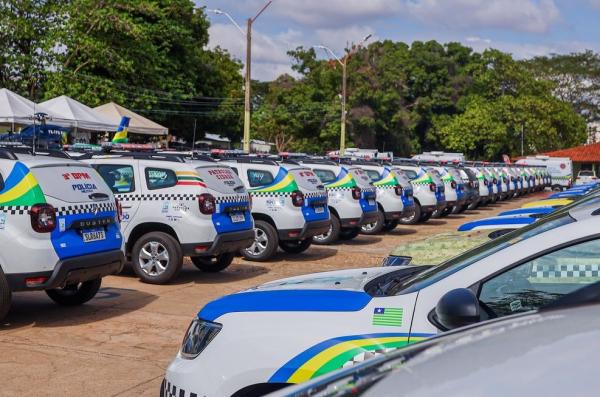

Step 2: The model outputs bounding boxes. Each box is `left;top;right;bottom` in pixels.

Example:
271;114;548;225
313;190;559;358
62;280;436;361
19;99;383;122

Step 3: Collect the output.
510;300;523;312
372;307;403;327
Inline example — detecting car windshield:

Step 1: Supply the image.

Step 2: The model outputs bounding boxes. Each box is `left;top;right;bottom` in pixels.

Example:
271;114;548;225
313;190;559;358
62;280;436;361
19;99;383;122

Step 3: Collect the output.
580;170;594;176
392;211;577;295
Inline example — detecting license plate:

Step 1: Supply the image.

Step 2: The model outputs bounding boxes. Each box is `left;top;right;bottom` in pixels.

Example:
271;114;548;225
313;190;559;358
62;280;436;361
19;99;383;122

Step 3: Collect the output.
82;229;106;243
368;199;376;206
315;206;325;214
230;213;245;223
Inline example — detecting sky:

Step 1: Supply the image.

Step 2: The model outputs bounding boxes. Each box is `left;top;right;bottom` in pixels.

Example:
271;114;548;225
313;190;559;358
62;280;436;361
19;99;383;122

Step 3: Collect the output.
196;0;600;81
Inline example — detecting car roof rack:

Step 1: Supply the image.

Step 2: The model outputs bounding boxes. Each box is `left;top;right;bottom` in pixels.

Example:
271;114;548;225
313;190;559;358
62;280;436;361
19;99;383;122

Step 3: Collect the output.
0;145;72;159
220;156;279;166
391;158;418;166
338;158;380;166
297;158;338;166
0;148;19;160
88;152;187;163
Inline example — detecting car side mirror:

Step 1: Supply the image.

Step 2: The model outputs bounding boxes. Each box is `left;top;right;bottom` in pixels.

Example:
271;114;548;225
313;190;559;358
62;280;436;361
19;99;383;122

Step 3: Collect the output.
435;288;481;331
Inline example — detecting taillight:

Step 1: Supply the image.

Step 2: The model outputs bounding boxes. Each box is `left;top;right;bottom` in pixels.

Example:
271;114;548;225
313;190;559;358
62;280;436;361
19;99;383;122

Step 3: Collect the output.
511;176;515;182
484;179;489;186
493;178;498;184
30;204;56;233
115;198;123;222
475;181;479;188
429;182;436;192
352;187;362;200
198;193;216;215
450;181;457;189
291;190;305;207
248;194;253;210
394;185;403;196
468;181;473;188
503;177;508;184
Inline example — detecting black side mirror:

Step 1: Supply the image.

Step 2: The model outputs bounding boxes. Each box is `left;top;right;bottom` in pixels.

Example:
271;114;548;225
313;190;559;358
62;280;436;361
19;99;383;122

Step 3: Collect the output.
435;288;481;331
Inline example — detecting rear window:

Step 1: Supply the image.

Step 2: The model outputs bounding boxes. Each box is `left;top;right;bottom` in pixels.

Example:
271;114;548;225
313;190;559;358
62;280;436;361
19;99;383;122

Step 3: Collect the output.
314;169;337;183
288;168;323;191
146;168;177;190
398;168;418;180
96;164;135;194
247;169;274;187
32;165;114;202
392;168;411;185
579;170;594;176
427;168;443;185
196;166;245;194
349;168;373;188
365;169;382;182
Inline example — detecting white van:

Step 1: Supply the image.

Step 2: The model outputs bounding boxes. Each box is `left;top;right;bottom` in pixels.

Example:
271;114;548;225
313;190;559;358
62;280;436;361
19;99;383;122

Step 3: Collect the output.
516;156;572;191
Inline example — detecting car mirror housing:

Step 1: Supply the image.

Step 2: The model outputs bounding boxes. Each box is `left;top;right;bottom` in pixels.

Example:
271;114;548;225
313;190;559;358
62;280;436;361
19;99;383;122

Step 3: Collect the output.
435;288;481;331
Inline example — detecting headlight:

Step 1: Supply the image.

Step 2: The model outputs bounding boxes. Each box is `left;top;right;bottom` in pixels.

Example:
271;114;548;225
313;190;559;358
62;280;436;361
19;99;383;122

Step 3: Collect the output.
180;318;222;359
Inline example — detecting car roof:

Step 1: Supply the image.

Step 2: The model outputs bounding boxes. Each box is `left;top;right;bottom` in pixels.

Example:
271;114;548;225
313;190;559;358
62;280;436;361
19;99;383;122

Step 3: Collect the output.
4;152;88;168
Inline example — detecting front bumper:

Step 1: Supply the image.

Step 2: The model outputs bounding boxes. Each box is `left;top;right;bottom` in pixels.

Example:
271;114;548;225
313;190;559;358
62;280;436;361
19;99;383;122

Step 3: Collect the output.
6;249;125;292
278;218;331;241
182;229;255;257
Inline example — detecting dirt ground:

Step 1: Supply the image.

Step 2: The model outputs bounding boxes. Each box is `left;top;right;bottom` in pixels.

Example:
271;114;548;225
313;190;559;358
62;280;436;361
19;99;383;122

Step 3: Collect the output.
0;192;549;396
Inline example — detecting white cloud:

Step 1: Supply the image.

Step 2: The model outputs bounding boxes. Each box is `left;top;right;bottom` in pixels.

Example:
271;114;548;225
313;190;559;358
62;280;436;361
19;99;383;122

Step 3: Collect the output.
406;0;561;33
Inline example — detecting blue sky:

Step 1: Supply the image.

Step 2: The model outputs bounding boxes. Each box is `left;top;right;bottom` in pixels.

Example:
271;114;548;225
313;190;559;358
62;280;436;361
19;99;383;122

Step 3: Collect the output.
196;0;600;81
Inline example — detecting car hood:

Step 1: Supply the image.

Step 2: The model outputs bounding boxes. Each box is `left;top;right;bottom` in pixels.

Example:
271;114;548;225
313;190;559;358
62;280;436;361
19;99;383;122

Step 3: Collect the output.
198;267;407;322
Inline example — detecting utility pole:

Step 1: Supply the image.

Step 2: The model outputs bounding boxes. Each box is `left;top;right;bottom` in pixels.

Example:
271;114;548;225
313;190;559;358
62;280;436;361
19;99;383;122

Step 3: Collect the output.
209;2;272;153
521;123;524;157
314;34;371;156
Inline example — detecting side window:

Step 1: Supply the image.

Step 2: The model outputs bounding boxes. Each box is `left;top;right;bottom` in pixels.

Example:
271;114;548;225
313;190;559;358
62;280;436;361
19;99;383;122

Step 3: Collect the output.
95;164;135;193
247;169;274;187
314;169;337;183
145;168;177;190
479;238;600;317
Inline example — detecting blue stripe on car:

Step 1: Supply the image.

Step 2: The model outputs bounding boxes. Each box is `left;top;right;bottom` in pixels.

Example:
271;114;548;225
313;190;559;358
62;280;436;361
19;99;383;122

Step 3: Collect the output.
458;216;536;231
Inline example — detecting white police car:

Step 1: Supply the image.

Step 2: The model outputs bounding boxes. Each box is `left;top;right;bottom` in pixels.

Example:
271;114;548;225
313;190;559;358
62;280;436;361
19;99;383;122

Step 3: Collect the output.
0;148;124;320
84;153;254;283
220;157;330;261
162;197;600;396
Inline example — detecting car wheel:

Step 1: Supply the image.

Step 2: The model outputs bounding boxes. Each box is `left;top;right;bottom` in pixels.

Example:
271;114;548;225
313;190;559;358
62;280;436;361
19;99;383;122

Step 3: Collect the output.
0;268;12;321
132;232;183;284
339;227;360;240
420;212;432;222
382;219;399;232
191;253;235;272
400;202;421;225
279;239;312;254
439;207;452;217
361;210;385;235
313;214;341;245
242;220;278;261
46;278;102;306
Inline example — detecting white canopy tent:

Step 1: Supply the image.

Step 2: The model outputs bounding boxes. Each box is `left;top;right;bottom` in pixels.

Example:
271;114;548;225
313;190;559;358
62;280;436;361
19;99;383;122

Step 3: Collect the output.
94;102;168;136
39;95;117;132
0;88;60;130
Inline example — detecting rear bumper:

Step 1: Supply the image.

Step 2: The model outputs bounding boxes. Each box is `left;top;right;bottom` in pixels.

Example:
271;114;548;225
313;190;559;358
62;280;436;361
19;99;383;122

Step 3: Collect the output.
384;211;403;221
278;219;331;241
6;249;125;292
359;211;379;226
182;229;255;256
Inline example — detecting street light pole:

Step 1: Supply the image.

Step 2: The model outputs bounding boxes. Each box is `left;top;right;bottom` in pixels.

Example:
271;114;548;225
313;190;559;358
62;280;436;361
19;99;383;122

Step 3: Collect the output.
209;2;272;153
315;34;371;156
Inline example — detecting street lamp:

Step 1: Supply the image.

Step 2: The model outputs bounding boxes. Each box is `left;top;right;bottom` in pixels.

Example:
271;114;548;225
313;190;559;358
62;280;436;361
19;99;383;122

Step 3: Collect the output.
315;34;371;156
208;1;273;153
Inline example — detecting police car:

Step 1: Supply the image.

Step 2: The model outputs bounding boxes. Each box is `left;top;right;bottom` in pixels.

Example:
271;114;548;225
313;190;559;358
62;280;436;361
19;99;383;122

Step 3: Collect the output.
344;161;409;234
295;159;377;244
163;201;600;397
464;164;489;208
219;157;330;260
392;160;445;224
430;164;465;218
0;148;124;320
83;153;254;283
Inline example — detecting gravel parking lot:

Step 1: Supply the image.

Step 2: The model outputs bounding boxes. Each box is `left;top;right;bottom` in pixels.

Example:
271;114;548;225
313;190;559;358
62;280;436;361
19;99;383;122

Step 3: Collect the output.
0;192;548;396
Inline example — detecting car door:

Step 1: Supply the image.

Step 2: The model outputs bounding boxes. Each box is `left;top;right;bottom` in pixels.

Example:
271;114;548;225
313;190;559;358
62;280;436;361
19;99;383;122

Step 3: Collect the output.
93;161;142;238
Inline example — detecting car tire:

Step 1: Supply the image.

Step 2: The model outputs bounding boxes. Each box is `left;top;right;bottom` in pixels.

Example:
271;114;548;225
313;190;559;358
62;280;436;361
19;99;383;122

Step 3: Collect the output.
0;268;12;321
420;211;432;222
46;278;102;306
242;220;279;261
361;210;385;235
339;227;360;240
279;239;312;254
400;202;421;225
382;219;399;232
191;253;235;272
313;214;341;245
440;207;452;217
131;232;183;284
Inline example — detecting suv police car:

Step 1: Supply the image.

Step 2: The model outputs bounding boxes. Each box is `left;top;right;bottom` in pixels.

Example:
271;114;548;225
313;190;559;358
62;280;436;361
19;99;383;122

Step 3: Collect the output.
0;148;124;320
84;153;254;284
220;157;330;261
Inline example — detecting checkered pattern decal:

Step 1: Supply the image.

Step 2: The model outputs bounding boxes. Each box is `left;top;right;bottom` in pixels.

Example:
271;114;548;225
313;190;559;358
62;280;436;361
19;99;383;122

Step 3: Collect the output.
304;191;328;199
115;193;197;201
342;347;399;368
0;203;116;216
532;263;600;278
0;206;30;215
162;379;197;397
250;191;291;197
215;193;250;204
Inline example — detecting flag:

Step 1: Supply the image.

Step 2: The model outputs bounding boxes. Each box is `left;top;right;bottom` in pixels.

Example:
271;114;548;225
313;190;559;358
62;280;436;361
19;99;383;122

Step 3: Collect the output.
372;307;403;327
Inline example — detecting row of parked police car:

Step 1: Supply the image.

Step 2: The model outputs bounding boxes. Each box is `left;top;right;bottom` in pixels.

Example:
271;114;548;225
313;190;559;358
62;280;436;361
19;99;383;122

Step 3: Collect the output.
0;144;564;322
161;176;600;397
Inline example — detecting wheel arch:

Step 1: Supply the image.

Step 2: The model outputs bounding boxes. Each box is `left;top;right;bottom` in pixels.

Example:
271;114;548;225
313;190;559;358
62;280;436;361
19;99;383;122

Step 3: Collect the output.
251;212;276;228
126;222;180;254
231;383;292;397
